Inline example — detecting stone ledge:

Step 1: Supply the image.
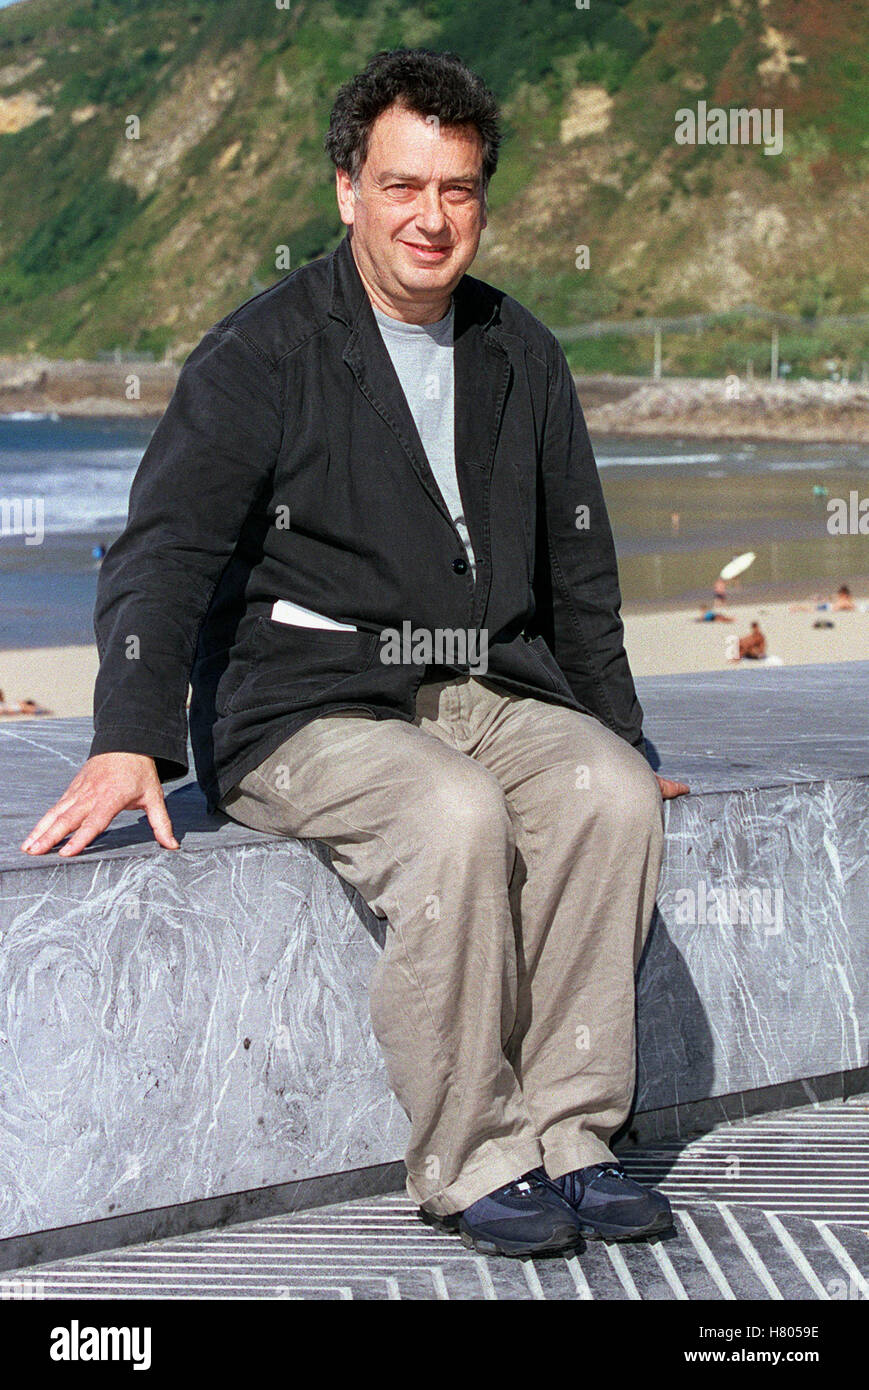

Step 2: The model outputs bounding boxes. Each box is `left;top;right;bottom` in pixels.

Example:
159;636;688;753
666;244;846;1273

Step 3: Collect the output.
1;661;866;1253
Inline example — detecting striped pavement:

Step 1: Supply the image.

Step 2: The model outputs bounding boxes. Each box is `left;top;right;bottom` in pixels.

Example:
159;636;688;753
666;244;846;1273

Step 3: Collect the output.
3;1101;867;1300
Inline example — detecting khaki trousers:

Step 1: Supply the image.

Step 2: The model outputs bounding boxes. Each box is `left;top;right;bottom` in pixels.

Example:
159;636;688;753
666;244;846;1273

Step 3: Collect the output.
218;674;664;1216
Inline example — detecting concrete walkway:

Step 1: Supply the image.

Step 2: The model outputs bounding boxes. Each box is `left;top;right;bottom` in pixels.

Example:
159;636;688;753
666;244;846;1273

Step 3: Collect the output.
6;1101;867;1301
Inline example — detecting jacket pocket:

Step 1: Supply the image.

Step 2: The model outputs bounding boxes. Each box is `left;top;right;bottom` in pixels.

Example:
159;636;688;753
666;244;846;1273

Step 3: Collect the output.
226;615;380;714
525;633;572;696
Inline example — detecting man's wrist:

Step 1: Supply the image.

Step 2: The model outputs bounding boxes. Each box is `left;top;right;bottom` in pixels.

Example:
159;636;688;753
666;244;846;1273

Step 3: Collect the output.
89;724;188;780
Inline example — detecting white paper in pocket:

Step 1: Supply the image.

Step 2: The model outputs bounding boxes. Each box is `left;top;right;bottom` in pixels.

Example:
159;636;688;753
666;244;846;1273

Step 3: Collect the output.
270;599;358;632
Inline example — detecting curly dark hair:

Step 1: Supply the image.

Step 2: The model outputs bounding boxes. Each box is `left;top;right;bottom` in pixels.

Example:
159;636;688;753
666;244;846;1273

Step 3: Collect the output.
324;48;502;193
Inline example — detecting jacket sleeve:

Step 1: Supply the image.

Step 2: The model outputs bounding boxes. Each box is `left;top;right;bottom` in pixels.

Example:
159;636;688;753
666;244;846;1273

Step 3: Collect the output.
88;324;284;782
533;337;647;756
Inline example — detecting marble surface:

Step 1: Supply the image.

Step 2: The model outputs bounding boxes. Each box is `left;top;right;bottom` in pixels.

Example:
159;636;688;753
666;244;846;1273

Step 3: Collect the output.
640;777;868;1107
640;659;869;791
4;660;867;870
0;834;407;1240
0;661;867;1242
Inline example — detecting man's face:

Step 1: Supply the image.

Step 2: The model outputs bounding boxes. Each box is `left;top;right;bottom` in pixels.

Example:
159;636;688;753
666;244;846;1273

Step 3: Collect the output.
336;102;488;316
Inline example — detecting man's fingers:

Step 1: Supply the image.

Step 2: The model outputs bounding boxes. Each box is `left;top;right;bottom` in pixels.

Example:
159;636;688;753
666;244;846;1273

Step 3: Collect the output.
656;775;691;799
24;795;177;856
22;755;167;857
24;806;93;855
144;793;179;850
21;796;84;852
57;812;116;858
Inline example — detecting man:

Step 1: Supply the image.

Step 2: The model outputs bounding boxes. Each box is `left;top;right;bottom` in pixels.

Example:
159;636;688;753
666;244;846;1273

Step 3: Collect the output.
23;49;689;1258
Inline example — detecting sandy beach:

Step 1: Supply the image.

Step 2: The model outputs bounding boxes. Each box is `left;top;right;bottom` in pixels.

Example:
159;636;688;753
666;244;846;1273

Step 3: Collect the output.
622;596;868;677
2;597;866;721
0;645;99;719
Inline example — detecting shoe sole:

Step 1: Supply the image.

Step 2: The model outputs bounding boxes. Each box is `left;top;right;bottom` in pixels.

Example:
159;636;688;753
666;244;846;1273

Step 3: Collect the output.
458;1225;582;1258
577;1210;675;1243
419;1207;581;1258
418;1208;461;1234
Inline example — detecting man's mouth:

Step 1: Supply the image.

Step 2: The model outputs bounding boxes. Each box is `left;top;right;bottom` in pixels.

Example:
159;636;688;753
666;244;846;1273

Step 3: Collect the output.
399;240;452;262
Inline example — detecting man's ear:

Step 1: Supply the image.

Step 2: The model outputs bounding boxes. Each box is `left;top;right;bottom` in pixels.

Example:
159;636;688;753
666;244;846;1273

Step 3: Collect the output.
335;168;356;227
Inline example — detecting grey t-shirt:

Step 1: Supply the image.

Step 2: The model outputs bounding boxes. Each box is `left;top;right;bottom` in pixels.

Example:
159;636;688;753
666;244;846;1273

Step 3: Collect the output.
372;300;477;581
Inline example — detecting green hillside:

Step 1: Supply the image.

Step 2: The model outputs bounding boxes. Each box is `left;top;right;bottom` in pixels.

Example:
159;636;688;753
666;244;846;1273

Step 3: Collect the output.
0;0;867;369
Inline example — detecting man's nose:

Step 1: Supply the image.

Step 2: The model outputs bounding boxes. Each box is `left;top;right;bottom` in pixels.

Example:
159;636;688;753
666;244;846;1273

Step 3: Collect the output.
414;188;448;233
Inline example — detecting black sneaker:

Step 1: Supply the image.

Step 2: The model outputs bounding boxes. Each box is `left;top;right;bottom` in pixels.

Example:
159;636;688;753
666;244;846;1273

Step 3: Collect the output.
419;1170;583;1257
546;1161;674;1241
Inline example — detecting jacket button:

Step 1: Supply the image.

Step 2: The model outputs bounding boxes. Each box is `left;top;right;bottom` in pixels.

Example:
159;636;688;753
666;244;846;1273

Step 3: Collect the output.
452;557;469;574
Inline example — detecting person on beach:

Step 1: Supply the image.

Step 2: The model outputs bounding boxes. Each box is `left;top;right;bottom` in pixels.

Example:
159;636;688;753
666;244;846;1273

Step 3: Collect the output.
789;584;857;614
0;693;50;717
22;50;689;1259
729;620;767;661
830;584;855;612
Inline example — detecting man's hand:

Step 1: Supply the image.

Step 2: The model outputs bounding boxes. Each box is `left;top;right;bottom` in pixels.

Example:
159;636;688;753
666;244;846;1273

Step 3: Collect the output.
656;774;690;799
21;752;179;858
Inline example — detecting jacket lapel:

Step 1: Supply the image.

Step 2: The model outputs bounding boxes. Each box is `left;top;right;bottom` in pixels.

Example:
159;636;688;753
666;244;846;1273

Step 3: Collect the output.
342;301;456;530
452;290;512;623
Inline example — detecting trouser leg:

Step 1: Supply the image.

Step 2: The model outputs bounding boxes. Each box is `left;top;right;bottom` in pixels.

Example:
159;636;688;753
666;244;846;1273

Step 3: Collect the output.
465;680;665;1176
219;706;544;1215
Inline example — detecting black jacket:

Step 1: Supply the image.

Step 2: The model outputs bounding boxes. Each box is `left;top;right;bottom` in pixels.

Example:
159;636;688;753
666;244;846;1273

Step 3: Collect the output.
90;231;646;812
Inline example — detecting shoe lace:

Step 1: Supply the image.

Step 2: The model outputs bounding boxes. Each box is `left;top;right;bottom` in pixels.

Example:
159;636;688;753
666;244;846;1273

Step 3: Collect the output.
587;1161;627;1180
509;1168;572;1200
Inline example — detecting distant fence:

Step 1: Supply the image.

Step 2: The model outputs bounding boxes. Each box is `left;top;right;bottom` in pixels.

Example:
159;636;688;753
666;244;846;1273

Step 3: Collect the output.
93;307;869;376
551;304;869;341
551;304;869;381
95;349;157;363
